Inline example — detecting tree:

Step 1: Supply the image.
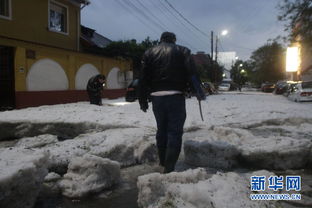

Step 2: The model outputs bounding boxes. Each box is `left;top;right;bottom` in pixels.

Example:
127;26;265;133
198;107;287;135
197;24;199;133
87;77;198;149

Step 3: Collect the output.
192;54;223;83
102;38;159;73
248;42;286;85
278;0;312;47
210;61;224;83
231;60;248;87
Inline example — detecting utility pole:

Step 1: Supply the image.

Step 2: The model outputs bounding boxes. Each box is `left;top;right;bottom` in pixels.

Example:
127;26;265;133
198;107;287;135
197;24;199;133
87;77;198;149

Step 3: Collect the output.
215;35;218;63
211;31;214;61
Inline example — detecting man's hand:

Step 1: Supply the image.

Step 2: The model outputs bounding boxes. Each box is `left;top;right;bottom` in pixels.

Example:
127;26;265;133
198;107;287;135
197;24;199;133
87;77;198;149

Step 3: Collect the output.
140;101;148;112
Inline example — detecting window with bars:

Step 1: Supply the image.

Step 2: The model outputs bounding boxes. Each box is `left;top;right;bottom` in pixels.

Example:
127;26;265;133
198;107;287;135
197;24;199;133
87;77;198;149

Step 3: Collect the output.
0;0;11;19
49;1;68;33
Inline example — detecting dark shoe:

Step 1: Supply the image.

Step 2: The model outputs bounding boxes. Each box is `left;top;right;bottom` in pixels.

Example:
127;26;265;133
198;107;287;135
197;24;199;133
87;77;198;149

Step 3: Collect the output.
164;148;181;173
157;147;166;167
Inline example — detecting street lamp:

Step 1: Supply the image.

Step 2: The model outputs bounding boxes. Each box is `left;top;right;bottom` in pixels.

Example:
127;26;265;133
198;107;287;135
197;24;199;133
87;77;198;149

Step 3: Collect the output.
221;30;228;36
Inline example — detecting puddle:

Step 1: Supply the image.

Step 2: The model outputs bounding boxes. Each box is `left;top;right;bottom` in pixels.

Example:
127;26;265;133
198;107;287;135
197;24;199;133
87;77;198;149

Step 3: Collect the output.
34;164;158;208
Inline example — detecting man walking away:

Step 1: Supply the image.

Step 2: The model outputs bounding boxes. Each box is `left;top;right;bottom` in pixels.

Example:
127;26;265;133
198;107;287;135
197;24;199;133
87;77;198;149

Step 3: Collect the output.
138;32;206;173
86;74;106;106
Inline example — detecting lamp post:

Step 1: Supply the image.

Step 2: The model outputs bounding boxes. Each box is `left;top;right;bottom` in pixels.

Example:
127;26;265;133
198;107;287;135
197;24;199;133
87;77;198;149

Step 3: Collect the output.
210;30;228;83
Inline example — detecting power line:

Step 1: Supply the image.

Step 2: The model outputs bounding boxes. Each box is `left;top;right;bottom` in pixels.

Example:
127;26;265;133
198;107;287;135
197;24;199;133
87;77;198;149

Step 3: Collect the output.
135;0;170;31
125;0;200;51
141;0;202;51
121;0;167;32
157;0;210;46
115;0;160;35
162;1;259;54
115;0;200;51
163;0;210;37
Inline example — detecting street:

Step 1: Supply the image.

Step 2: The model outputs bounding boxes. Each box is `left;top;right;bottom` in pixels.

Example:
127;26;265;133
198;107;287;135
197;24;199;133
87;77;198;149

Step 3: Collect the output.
0;91;312;207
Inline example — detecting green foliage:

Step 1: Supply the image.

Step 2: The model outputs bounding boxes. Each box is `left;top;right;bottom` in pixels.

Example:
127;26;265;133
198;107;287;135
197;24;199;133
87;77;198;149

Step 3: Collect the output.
278;0;312;47
210;62;225;83
247;42;286;85
231;60;249;86
195;60;224;83
102;37;159;71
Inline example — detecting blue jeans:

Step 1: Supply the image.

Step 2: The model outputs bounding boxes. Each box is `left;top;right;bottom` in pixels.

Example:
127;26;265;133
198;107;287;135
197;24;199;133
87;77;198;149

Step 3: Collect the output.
151;94;186;151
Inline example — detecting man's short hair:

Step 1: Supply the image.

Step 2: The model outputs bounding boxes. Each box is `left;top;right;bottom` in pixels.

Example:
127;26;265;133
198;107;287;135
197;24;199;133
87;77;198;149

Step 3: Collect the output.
160;32;176;43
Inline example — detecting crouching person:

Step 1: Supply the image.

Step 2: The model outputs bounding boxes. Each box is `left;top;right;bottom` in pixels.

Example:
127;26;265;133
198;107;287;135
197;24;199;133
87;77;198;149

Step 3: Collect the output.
138;32;205;173
87;74;106;106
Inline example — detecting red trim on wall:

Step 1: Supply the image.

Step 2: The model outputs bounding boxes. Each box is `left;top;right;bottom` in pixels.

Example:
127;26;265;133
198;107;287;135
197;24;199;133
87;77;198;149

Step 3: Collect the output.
15;89;126;109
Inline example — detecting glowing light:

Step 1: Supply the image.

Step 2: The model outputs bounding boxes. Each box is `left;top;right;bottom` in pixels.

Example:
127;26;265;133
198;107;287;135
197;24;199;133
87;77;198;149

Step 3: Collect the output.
110;102;132;106
286;47;299;72
221;30;228;36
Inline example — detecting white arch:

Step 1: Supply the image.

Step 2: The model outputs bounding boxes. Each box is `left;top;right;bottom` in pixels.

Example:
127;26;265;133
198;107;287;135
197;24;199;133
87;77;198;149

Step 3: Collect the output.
26;58;68;91
106;67;126;89
75;63;100;90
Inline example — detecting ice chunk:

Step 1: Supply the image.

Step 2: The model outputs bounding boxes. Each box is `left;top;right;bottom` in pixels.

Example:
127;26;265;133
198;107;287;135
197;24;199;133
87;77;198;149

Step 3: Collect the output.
184;139;240;169
137;169;276;208
0;148;49;208
59;154;120;198
241;136;312;170
16;134;58;148
137;168;209;208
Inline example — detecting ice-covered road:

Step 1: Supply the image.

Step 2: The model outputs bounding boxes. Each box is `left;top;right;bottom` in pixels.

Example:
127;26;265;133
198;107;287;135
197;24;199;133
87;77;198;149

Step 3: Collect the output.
1;91;311;130
1;91;312;208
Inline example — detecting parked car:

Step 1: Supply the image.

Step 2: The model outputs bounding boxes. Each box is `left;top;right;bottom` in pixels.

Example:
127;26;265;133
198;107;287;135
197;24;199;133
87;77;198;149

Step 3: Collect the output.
218;83;231;91
274;81;297;95
288;81;312;102
284;81;299;97
125;79;139;102
261;83;275;92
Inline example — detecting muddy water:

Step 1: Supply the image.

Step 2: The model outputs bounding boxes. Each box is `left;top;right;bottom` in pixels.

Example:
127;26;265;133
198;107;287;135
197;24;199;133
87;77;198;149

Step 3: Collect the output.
34;164;159;208
35;189;139;208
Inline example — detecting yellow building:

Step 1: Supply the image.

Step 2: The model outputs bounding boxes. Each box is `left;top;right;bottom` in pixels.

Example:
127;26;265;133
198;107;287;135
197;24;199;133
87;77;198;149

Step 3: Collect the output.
0;0;132;109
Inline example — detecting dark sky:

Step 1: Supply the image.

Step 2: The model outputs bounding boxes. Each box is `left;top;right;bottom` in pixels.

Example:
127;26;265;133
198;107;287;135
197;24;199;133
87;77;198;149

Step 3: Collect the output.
81;0;286;60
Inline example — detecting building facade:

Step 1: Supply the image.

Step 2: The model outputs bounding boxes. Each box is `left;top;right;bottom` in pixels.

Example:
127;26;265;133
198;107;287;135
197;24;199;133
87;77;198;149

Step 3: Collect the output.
217;51;236;79
0;0;132;109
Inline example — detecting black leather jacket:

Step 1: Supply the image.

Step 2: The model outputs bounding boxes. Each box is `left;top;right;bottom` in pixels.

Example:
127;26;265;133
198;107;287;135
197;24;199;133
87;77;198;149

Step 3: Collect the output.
139;42;198;102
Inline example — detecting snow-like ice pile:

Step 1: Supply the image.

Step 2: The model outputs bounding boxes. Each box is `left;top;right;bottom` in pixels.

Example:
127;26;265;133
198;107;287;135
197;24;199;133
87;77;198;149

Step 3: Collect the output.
0;148;49;208
184;122;312;170
0;92;312;207
13;128;157;174
16;134;58;148
59;154;120;198
137;168;276;208
184;139;240;169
